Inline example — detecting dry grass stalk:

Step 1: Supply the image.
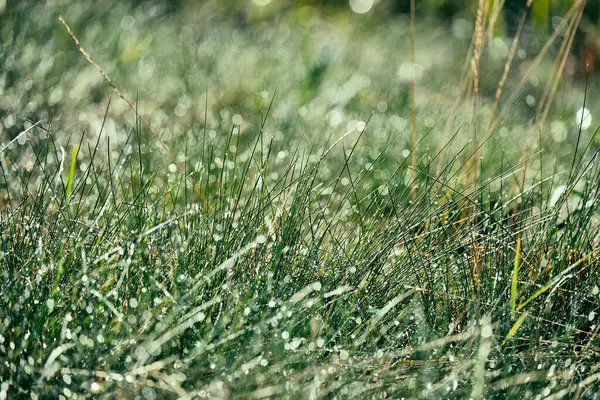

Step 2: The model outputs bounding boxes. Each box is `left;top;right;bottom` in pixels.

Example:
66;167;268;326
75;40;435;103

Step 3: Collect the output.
486;0;533;134
487;0;579;135
487;0;506;42
469;0;490;186
475;0;581;184
410;0;417;200
515;0;585;188
535;0;586;131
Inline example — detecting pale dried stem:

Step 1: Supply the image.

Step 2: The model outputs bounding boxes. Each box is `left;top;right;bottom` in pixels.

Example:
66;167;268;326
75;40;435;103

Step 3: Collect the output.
487;0;506;42
496;2;578;122
517;1;585;189
486;0;533;134
537;1;585;130
410;0;417;200
483;1;580;150
470;0;490;185
535;2;581;122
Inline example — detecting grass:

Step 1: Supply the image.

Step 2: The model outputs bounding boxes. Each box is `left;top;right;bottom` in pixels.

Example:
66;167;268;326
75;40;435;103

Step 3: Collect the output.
1;1;600;399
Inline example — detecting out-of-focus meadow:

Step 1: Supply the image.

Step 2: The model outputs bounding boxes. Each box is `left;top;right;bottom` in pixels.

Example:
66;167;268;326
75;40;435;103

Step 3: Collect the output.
1;0;598;183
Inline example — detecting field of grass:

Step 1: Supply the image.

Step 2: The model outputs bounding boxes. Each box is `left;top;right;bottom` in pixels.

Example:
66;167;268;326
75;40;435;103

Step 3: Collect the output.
1;1;600;399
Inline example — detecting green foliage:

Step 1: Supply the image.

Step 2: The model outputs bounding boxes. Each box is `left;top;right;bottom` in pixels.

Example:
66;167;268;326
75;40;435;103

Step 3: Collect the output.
1;1;600;399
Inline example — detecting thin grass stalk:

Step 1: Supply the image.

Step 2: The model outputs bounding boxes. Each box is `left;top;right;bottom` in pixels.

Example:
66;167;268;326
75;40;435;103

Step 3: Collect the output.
486;0;533;135
489;1;579;133
410;0;417;200
469;0;490;186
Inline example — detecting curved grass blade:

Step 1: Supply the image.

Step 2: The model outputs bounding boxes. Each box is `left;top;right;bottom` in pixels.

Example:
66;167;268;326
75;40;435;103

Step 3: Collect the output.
502;311;529;346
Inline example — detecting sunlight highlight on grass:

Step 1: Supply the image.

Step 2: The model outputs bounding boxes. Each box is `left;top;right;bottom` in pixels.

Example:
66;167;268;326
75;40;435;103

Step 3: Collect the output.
65;144;78;205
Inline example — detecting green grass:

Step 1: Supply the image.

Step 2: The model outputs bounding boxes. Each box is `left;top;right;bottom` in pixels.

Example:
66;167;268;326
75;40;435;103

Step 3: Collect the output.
1;1;600;399
1;94;600;398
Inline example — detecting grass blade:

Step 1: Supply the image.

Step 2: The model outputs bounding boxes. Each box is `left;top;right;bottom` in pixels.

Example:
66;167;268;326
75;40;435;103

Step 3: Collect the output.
511;235;521;313
501;311;529;346
65;144;78;205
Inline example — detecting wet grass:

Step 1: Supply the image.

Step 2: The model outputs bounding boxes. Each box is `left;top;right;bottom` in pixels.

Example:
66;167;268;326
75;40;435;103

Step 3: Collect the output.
1;1;600;399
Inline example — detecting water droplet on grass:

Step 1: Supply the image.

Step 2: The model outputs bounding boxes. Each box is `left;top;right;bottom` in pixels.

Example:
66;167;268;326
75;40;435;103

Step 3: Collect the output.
350;0;374;14
575;107;592;130
232;114;243;125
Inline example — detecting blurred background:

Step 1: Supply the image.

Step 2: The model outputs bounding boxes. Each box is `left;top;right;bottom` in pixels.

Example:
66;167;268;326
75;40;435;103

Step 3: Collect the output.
0;0;598;184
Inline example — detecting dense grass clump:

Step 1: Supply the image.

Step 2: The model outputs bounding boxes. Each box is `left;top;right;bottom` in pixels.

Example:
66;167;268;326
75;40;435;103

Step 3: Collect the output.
1;1;600;399
1;95;600;398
